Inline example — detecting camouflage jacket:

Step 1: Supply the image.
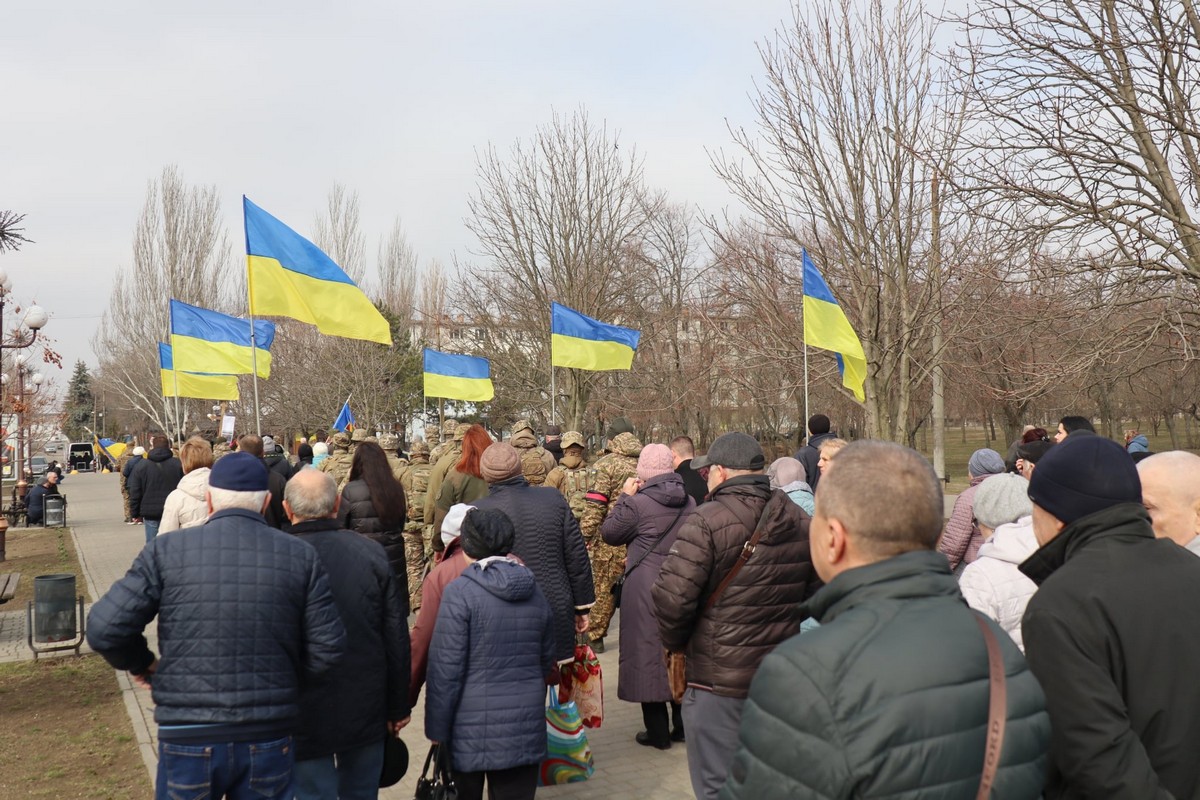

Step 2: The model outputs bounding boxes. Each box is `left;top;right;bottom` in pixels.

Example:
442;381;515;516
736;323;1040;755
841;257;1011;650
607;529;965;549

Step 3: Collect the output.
579;432;643;537
546;453;591;520
423;444;462;526
401;457;432;525
319;451;354;491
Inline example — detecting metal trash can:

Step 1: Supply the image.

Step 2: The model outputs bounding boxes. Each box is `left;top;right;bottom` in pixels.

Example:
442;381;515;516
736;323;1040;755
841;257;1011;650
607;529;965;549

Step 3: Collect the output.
33;574;76;643
43;495;66;528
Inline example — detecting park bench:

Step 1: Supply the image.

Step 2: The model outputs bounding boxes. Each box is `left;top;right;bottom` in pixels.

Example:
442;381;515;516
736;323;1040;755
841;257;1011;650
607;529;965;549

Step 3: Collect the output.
0;573;20;604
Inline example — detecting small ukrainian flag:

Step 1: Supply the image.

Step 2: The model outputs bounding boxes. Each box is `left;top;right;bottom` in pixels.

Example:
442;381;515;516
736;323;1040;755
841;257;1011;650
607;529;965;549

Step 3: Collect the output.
423;349;494;402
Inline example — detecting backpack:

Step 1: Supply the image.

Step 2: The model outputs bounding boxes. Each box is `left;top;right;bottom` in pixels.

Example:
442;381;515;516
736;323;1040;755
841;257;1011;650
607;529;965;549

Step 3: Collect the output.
560;465;592;520
405;462;432;522
520;446;549;486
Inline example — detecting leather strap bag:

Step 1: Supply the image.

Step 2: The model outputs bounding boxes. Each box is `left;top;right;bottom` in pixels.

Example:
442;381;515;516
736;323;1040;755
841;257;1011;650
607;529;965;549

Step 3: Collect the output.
973;613;1007;800
610;504;687;609
703;500;773;613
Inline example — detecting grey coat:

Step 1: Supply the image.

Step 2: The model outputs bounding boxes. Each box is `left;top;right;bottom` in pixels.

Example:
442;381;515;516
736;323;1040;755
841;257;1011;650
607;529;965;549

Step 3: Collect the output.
601;472;694;703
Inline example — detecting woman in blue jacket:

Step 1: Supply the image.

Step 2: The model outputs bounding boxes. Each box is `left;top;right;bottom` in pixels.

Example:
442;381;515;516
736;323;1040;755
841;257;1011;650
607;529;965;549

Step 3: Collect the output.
426;508;556;800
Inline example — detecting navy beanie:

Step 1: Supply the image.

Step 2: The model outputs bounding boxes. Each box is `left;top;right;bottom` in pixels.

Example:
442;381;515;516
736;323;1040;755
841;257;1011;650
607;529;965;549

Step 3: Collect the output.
208;451;269;491
1028;435;1140;525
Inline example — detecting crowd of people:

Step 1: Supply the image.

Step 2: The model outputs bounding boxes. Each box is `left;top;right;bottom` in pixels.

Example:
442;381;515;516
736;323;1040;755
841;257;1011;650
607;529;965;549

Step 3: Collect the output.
83;409;1200;800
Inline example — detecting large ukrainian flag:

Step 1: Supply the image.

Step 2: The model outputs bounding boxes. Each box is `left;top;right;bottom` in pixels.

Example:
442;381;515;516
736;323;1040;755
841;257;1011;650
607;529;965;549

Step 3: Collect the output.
158;342;240;400
244;197;393;346
169;300;275;379
550;302;640;371
423;348;494;402
802;249;867;402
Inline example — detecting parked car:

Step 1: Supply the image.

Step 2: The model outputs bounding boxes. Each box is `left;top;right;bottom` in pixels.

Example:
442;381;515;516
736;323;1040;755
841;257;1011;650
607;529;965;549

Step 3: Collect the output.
29;456;48;478
44;443;58;454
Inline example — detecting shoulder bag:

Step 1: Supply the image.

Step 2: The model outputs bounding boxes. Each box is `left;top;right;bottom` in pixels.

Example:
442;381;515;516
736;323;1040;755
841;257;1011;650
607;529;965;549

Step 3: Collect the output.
413;743;457;800
609;504;687;609
973;612;1007;800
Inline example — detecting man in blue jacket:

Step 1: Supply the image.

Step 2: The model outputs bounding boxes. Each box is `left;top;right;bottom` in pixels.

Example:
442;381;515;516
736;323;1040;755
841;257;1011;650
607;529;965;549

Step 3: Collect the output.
286;468;412;800
87;452;346;800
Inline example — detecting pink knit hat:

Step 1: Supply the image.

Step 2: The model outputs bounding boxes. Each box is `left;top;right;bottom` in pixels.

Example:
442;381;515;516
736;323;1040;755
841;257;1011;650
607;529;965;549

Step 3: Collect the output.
637;443;675;481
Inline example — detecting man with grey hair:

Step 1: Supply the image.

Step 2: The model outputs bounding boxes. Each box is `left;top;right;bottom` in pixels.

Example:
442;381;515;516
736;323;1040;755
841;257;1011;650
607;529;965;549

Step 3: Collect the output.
1137;450;1200;556
286;468;412;800
721;441;1049;800
87;452;346;800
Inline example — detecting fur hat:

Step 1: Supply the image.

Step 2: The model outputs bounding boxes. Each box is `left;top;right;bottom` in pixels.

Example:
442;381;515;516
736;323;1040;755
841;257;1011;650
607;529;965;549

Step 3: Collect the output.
480;443;522;483
637;443;675;481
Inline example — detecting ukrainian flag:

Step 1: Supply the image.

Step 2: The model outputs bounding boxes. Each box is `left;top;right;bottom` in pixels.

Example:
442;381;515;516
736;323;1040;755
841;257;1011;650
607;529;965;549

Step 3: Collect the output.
159;342;241;400
423;348;494;402
802;249;867;402
550;302;640;371
169;300;274;379
244;197;393;346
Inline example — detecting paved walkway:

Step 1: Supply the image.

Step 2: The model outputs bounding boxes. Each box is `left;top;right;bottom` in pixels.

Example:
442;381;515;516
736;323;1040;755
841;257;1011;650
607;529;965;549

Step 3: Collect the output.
52;472;699;798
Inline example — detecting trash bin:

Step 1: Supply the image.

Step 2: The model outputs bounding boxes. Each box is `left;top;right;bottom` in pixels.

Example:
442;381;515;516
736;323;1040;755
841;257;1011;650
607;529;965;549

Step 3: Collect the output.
43;495;66;528
33;574;76;643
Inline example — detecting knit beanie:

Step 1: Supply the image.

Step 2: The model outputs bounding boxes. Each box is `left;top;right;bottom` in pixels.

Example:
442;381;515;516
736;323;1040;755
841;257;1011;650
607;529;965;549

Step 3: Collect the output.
968;449;1005;478
480;443;522;483
460;508;516;559
1028;435;1141;525
637;443;675;481
441;503;474;550
972;473;1032;530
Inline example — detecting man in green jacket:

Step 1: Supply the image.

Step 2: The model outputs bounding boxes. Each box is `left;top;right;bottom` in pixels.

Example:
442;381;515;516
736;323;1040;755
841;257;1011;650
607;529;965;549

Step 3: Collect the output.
721;441;1049;800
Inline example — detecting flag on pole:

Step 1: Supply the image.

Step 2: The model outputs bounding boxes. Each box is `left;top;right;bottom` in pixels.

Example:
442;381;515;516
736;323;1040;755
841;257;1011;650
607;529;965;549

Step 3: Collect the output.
550;302;641;371
169;300;275;379
158;343;241;400
423;348;494;402
802;249;867;402
332;400;355;432
244;196;393;346
94;435;126;462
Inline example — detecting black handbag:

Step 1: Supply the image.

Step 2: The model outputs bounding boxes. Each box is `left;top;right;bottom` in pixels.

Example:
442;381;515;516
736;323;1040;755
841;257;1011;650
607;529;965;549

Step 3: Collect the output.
610;505;687;609
413;743;457;800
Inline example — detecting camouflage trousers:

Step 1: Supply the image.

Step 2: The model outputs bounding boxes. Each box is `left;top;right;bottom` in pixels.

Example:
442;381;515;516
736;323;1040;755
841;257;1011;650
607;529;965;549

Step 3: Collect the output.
404;525;428;612
121;485;131;523
585;533;626;641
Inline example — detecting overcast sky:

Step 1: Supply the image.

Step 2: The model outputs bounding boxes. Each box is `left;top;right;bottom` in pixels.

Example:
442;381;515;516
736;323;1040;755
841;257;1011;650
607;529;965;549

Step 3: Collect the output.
4;1;793;395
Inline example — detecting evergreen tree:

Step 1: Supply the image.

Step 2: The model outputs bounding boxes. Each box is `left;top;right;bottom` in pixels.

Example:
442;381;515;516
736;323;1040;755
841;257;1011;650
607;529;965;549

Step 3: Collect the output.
63;360;94;441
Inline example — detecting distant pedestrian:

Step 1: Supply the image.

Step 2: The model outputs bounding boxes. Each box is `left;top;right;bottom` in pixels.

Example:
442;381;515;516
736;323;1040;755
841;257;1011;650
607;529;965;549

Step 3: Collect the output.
545;431;592;521
671;435;709;506
938;448;1005;572
87;452;346;800
1137;451;1200;555
312;441;329;469
297;436;314;467
793;414;837;490
720;441;1049;800
127;434;184;542
1054;415;1095;442
25;470;63;525
337;441;409;583
287;469;412;800
432;424;491;532
158;437;213;534
239;434;289;530
543;424;564;464
425;508;556;800
816;437;848;477
766;456;814;515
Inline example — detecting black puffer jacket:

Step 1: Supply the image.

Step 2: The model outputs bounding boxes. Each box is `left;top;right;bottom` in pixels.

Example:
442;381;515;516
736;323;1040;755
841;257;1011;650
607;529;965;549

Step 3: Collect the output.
652;475;818;698
472;477;595;662
127;447;184;521
1020;503;1200;799
293;519;411;760
337;478;408;580
720;551;1049;800
86;508;346;729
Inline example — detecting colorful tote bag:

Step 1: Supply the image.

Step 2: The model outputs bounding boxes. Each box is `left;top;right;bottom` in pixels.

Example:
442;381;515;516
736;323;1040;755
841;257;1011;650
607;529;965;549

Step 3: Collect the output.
538;687;595;785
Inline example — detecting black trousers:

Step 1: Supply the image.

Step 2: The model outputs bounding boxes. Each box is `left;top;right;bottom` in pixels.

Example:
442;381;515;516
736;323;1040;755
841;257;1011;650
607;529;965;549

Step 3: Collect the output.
452;762;540;800
641;701;684;746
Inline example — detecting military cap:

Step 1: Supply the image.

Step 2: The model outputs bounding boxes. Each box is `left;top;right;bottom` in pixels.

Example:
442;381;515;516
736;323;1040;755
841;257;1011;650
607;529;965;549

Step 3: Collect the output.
378;433;400;450
561;431;586;449
411;440;430;455
351;428;370;443
332;431;351;448
512;419;534;435
442;418;459;435
453;423;472;442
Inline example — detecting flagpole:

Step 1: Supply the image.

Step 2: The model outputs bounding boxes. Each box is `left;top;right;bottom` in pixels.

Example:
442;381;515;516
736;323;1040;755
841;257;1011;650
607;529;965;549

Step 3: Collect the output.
550;364;556;424
803;342;810;435
173;367;182;444
243;197;263;436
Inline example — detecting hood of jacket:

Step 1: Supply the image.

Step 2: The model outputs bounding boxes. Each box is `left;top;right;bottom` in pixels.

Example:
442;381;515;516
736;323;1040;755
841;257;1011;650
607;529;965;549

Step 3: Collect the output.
976;515;1037;565
176;467;212;503
608;432;643;458
148;446;175;463
782;480;813;497
804;549;959;624
510;428;540;449
807;431;838;450
1127;434;1150;453
1019;502;1154;585
559;452;585;469
638;471;689;508
462;558;537;602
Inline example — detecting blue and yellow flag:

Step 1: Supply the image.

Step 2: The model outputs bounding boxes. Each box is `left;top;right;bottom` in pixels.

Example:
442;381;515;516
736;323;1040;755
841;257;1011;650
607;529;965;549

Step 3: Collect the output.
802;249;867;402
244;197;393;346
550;302;640;371
158;342;241;400
332;399;355;432
423;348;494;402
169;300;274;379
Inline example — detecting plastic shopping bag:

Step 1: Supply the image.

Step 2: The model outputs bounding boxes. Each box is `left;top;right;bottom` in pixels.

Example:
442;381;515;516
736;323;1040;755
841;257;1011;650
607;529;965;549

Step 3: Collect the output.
562;640;603;728
538;687;595;785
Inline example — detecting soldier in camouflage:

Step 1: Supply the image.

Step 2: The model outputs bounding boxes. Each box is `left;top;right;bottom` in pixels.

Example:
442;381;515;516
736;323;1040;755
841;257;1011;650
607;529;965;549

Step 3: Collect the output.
319;431;354;491
423;423;469;542
349;427;371;456
378;432;408;482
427;418;459;467
546;431;591;521
401;440;434;612
579;420;643;650
510;419;557;485
116;447;135;523
212;441;233;462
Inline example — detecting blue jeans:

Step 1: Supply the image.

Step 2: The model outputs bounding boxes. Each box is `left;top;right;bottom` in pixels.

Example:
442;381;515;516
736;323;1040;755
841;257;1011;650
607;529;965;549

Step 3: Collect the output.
294;738;385;800
144;518;159;543
156;735;294;800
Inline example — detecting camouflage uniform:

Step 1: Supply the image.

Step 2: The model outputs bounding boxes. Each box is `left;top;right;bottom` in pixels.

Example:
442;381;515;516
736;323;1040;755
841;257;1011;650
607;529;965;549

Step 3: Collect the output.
579;431;643;642
320;431;354;491
510;419;556;485
378;433;408;482
349;427;370;458
116;450;134;522
423;423;469;535
427;419;459;469
545;431;591;521
212;441;233;462
400;441;434;611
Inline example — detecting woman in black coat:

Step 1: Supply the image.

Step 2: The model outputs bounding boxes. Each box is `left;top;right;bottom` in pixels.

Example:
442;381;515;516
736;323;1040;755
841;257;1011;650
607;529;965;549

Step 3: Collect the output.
337;441;408;581
601;443;694;749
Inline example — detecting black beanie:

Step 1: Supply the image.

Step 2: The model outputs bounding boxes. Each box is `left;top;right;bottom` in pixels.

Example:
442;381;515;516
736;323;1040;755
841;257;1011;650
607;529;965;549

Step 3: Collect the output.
1028;435;1141;525
460;508;516;559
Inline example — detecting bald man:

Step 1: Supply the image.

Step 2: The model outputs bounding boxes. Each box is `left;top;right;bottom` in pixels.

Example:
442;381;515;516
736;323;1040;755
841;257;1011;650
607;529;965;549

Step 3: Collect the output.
1137;451;1200;556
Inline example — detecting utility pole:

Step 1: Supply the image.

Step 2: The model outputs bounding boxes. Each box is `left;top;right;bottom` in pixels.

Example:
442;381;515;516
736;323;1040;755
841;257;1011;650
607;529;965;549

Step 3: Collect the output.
931;171;946;484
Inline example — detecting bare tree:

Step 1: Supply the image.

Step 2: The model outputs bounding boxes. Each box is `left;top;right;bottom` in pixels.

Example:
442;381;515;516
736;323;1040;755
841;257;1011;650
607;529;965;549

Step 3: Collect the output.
377;218;418;321
0;210;32;253
312;184;367;285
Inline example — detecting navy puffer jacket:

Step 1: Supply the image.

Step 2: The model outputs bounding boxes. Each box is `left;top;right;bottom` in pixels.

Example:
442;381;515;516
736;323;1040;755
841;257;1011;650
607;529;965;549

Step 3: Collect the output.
86;508;347;728
425;559;556;773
